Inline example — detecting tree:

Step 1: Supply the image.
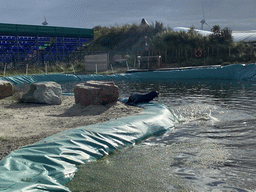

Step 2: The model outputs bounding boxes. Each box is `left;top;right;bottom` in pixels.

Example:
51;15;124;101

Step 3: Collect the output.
221;27;233;43
209;25;233;44
211;25;221;37
188;25;197;35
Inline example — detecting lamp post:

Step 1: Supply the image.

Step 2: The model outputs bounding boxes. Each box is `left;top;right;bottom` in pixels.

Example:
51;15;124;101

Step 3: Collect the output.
144;36;149;57
145;36;149;52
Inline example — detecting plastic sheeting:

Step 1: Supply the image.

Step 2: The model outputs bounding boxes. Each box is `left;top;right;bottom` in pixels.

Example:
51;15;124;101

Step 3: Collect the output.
232;32;256;43
0;102;176;192
173;27;256;42
1;64;256;85
173;27;213;37
0;73;80;85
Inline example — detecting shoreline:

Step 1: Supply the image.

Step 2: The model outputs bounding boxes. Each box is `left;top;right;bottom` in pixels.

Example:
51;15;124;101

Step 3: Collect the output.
0;96;143;161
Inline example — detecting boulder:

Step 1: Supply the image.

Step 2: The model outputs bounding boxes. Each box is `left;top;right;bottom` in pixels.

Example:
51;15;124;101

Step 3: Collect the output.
0;81;13;99
74;81;119;106
21;82;62;105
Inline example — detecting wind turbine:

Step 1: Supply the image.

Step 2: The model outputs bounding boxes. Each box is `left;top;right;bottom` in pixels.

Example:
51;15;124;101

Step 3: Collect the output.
200;5;211;30
42;16;48;26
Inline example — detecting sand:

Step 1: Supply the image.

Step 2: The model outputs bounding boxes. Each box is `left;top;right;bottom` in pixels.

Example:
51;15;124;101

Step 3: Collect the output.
0;96;143;161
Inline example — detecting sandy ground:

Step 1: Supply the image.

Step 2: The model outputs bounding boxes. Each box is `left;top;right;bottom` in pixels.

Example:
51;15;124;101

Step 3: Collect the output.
0;96;143;161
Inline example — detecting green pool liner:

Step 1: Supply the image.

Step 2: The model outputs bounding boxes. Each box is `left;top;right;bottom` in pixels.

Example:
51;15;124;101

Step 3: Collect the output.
0;102;176;191
1;64;256;85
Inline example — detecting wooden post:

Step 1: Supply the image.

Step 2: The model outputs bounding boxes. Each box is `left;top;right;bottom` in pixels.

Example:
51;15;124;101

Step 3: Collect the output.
26;64;28;75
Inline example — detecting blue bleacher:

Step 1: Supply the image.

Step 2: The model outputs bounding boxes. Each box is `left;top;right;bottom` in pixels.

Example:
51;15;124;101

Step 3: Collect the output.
0;35;90;63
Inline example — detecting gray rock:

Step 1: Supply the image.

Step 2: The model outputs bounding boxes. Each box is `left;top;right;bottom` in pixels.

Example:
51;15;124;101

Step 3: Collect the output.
21;82;62;105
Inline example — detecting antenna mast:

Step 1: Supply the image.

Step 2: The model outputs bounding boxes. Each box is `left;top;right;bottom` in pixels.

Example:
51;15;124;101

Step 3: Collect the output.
42;16;48;26
200;3;211;30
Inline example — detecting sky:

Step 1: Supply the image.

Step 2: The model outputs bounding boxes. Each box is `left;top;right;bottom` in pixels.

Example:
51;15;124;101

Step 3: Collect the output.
0;0;255;32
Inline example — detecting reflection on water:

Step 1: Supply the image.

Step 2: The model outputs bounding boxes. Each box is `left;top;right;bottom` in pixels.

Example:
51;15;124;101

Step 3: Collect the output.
65;79;256;191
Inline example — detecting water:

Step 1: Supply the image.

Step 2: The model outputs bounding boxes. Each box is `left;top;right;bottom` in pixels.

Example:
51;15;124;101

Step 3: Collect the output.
65;79;256;192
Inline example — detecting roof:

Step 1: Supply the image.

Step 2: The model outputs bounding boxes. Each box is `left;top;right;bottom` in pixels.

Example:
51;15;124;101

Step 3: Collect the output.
0;23;94;38
173;27;256;42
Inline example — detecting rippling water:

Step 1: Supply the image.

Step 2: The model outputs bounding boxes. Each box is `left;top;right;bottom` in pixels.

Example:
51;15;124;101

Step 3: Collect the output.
65;79;256;192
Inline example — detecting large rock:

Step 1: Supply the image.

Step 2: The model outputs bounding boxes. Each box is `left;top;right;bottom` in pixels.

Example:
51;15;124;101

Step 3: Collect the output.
74;81;119;106
21;82;62;105
0;81;13;99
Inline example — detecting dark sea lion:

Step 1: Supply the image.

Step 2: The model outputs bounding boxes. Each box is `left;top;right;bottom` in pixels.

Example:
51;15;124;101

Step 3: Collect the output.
126;91;159;105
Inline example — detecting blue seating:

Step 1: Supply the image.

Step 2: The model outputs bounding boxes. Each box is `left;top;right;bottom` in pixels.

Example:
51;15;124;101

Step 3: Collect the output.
0;34;91;63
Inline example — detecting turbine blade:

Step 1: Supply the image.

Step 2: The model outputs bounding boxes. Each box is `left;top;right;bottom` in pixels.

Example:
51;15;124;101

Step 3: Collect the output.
205;23;212;29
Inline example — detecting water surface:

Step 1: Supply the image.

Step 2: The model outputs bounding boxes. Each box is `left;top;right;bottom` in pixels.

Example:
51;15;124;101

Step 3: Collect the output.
65;79;256;192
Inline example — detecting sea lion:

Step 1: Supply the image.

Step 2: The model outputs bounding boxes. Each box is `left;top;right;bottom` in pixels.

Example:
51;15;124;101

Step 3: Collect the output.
126;91;159;105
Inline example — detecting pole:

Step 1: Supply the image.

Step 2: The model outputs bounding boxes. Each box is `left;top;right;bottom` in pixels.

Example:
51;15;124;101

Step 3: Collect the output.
72;64;75;74
26;64;28;75
126;61;129;70
3;63;6;77
165;50;167;63
45;62;47;74
110;64;114;73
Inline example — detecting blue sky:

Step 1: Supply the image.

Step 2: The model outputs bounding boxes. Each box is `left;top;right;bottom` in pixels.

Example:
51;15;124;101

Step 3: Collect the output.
0;0;255;31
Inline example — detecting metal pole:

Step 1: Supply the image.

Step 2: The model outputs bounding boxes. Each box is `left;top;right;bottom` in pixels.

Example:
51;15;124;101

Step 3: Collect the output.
45;62;47;74
36;36;39;65
84;56;86;72
126;61;129;70
72;64;75;74
26;64;28;75
17;35;19;68
55;37;57;64
111;64;114;73
165;50;167;63
3;63;6;77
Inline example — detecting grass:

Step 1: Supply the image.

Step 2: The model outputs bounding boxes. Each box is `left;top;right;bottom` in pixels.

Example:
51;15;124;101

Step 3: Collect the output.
1;59;254;79
0;137;8;142
0;64;73;77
